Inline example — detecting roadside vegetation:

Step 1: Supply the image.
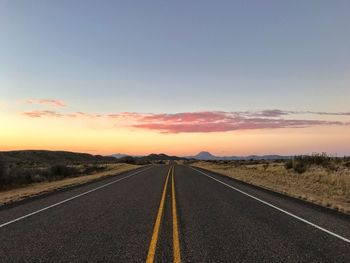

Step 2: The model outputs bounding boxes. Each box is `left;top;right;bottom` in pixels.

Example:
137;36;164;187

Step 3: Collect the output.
190;153;350;214
0;163;142;206
0;150;184;199
0;161;112;190
0;150;127;191
0;150;186;206
0;150;151;205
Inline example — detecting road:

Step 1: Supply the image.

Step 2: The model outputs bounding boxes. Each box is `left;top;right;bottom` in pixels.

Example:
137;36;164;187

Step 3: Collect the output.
0;164;349;262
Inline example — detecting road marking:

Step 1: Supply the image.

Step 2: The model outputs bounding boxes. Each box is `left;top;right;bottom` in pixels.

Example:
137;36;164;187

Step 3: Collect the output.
190;166;350;244
0;166;154;229
146;166;172;263
172;166;181;263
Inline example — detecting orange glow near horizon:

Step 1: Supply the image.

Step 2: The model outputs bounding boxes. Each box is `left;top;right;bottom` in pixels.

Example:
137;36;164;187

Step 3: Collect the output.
1;111;350;156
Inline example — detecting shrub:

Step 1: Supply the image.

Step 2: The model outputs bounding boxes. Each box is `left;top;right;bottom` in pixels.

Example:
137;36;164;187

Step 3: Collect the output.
0;161;5;175
50;164;77;178
284;158;307;174
285;160;293;170
290;153;340;173
136;159;151;165
294;153;331;167
5;167;49;185
0;161;9;186
294;162;307;174
82;165;106;174
30;173;46;183
0;162;81;190
344;162;350;168
118;156;136;164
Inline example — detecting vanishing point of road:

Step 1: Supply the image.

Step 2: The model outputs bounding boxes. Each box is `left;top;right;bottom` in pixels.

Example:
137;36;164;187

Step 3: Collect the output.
0;164;349;262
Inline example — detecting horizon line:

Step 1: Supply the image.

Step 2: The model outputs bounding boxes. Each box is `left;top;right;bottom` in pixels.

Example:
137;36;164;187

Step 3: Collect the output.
1;149;349;158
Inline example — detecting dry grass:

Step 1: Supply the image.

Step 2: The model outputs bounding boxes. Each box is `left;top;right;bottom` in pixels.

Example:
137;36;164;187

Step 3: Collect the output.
0;163;142;206
191;161;350;214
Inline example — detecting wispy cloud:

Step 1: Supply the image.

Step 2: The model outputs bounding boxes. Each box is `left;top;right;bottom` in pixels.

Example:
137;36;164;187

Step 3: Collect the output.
22;99;66;107
243;110;350;117
22;110;66;118
21;109;350;133
304;111;350;116
22;110;101;118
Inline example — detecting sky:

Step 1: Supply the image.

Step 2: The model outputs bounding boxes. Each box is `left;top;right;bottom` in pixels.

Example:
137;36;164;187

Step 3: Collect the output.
1;0;350;156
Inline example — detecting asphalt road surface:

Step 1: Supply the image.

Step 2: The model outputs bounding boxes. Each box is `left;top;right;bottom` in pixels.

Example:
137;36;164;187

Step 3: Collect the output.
0;164;349;262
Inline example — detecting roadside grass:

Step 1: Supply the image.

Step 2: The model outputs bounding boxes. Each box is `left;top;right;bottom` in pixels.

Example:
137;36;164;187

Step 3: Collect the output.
0;163;142;206
191;160;350;214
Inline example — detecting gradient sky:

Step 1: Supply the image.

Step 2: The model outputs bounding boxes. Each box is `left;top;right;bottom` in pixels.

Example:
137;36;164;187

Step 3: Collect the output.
1;1;350;156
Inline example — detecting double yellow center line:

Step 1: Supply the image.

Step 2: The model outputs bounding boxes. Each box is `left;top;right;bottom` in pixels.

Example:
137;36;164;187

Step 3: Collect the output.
171;166;181;263
146;165;181;263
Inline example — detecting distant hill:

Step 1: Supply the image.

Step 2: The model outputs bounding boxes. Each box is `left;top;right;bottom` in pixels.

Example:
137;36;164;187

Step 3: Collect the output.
190;151;292;160
0;150;117;165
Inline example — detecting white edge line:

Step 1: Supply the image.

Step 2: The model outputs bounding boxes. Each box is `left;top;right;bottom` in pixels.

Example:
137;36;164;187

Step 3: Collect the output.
190;166;350;243
0;166;154;228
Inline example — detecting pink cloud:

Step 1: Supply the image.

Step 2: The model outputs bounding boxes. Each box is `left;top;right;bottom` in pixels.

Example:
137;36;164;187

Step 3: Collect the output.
21;109;350;133
140;111;232;123
130;112;345;133
23;99;66;107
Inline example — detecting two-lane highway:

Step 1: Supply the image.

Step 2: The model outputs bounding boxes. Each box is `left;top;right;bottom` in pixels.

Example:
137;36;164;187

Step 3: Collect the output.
0;164;349;262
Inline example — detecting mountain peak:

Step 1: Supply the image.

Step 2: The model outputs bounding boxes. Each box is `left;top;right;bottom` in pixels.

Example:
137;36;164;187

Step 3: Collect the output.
194;151;217;160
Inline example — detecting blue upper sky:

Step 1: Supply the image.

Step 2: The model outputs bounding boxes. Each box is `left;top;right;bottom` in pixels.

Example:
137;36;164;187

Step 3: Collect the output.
1;0;350;114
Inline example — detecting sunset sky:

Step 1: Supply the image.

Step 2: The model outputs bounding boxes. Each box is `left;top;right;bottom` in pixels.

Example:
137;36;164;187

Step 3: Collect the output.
1;1;350;156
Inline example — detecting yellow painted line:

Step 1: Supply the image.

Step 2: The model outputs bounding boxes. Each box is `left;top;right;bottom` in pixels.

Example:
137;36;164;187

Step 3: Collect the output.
172;166;181;263
146;166;172;263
